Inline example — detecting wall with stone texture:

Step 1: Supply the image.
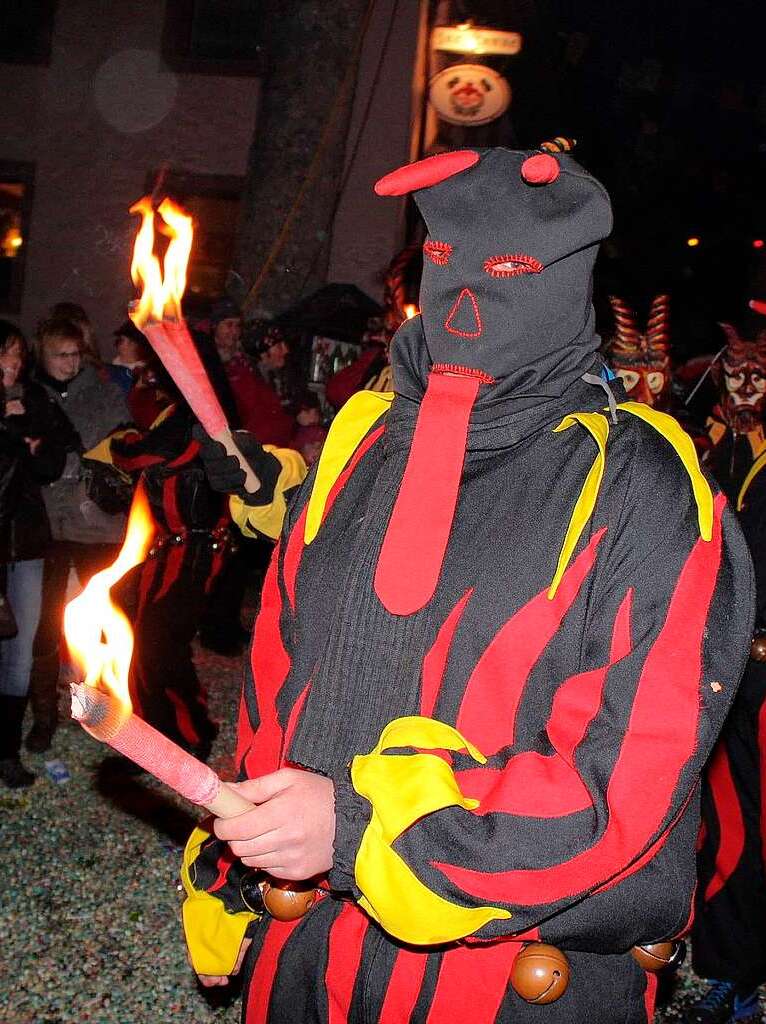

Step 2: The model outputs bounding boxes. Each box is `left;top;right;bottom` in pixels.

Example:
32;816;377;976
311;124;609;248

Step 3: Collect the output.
0;0;260;351
326;0;422;304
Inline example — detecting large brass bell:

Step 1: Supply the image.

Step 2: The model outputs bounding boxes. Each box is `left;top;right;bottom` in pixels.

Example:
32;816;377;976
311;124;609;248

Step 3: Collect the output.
631;941;685;971
260;879;318;921
510;943;570;1004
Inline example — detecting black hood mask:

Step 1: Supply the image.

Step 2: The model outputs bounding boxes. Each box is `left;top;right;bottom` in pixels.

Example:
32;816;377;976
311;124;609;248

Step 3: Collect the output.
372;147;615;616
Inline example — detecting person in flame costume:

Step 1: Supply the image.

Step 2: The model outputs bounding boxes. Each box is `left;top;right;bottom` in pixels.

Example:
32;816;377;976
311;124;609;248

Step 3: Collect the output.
93;359;282;762
686;310;766;1024
181;147;753;1024
606;295;673;410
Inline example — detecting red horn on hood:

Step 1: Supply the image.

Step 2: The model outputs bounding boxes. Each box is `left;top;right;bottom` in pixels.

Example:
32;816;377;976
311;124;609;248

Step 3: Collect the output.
521;153;560;184
374;150;479;197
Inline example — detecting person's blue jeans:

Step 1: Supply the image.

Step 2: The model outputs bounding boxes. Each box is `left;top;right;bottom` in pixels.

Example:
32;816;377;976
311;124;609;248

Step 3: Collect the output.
0;559;44;698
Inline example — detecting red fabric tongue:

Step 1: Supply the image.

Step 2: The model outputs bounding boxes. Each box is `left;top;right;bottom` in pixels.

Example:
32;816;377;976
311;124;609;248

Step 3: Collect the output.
375;370;481;616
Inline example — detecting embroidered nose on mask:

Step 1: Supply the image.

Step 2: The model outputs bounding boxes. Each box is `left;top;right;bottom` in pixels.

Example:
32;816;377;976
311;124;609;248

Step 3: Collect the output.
445;288;482;338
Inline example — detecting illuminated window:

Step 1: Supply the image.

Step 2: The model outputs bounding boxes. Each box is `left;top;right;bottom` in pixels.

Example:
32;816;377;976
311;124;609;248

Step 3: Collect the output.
146;170;243;302
0;162;34;313
161;1;264;75
0;1;56;65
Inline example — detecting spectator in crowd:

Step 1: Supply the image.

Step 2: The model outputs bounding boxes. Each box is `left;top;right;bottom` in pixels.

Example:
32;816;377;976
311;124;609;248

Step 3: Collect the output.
49;301;100;367
325;315;393;411
108;320;151;395
25;317;131;753
291;390;327;466
211;301;295;448
0;321;70;787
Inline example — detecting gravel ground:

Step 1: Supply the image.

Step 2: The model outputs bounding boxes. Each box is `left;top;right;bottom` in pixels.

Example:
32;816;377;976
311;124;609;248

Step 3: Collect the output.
0;638;752;1024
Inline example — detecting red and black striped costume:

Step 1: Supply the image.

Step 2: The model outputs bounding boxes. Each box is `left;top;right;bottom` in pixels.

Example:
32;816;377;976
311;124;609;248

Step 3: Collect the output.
182;148;754;1023
692;325;766;992
111;404;231;759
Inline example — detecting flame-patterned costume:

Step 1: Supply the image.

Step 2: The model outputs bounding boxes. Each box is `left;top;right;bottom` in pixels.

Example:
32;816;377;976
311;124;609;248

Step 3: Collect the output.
104;403;232;759
691;317;766;1000
182;149;753;1023
606;295;672;410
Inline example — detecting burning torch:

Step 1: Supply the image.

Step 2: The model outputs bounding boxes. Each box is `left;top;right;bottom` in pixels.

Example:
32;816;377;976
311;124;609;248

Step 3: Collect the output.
64;198;316;922
128;196;259;492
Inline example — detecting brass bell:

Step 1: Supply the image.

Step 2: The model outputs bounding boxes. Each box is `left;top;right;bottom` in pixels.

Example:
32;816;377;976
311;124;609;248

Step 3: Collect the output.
631;941;684;971
510;943;570;1004
751;635;766;662
260;879;317;922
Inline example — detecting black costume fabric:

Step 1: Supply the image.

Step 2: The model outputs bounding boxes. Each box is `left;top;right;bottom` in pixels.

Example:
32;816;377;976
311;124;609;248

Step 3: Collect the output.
183;149;754;1023
111;406;231;759
692;420;766;991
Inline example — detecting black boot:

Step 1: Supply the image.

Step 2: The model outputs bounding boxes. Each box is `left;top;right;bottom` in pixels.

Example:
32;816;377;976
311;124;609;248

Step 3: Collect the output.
0;695;36;788
25;653;59;752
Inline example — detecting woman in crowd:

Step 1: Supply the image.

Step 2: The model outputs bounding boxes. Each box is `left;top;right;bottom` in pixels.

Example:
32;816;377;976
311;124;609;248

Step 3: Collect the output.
0;321;69;787
26;316;130;753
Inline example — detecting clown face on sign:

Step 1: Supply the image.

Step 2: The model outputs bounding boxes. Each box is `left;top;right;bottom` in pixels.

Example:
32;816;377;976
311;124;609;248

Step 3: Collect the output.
718;322;766;434
607;295;672;409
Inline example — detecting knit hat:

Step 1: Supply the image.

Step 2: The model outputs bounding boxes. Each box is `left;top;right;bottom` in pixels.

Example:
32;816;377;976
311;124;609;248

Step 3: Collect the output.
210;297;242;327
113;319;148;347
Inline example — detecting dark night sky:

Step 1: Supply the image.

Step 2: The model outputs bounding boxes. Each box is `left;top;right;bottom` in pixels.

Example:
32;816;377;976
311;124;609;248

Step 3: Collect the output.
545;0;766;82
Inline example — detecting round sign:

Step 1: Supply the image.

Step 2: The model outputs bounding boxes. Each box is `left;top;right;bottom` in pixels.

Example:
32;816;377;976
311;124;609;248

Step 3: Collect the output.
428;64;511;127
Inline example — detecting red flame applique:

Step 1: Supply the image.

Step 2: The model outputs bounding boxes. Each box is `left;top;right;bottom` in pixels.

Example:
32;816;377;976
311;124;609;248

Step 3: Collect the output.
456;588;634;819
704;744;745;902
456;529;606;757
420;589;474;719
238;543;291;776
435;493;726;906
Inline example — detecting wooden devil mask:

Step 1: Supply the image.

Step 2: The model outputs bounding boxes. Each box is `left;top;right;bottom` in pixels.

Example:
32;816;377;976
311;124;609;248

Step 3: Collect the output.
718;322;766;434
608;295;672;409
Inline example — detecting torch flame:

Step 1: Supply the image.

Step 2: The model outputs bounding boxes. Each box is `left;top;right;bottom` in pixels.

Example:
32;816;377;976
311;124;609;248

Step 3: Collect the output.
404;304;419;320
130;196;193;327
63;485;155;707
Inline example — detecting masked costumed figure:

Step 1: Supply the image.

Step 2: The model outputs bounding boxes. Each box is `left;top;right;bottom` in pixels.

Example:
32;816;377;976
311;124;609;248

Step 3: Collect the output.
182;147;753;1024
94;363;247;762
687;314;766;1024
607;294;672;410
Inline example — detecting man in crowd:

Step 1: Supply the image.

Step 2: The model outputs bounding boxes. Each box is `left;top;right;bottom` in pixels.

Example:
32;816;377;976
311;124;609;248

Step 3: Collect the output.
211;300;294;448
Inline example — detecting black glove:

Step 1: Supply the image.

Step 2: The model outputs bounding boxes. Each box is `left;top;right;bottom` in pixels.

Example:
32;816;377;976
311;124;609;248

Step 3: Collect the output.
192;424;280;506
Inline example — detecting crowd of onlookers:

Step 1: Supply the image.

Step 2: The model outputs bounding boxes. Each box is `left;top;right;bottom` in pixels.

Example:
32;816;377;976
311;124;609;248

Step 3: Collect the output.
0;297;384;789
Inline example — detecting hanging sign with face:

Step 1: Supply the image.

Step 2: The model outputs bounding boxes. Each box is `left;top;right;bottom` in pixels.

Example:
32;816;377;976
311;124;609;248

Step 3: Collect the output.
428;64;511;126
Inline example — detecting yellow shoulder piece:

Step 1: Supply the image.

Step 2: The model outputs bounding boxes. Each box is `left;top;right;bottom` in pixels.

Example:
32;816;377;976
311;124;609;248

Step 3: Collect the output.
706;417;726;448
149;403;176;430
180;825;258;976
738;448;766;511
304;389;393;544
618;402;713;541
83;428;135;472
351;716;510;945
231;445;308;542
549;412;609;600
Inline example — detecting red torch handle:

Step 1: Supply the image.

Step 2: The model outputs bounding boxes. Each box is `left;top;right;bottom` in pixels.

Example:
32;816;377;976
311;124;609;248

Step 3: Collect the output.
71;684;253;818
